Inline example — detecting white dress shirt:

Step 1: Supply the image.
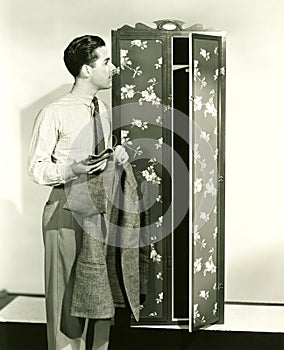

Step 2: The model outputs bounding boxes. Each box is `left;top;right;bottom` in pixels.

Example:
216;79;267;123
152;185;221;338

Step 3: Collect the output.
28;89;112;186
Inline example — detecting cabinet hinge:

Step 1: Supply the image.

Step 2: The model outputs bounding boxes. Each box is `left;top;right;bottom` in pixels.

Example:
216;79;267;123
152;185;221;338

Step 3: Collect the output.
218;283;224;290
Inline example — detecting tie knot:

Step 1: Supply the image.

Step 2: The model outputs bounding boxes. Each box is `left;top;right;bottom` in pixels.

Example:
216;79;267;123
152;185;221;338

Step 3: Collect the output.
91;96;99;117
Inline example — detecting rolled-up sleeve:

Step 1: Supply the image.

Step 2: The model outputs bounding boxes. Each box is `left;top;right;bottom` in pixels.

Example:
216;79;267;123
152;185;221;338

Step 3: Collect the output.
28;106;77;186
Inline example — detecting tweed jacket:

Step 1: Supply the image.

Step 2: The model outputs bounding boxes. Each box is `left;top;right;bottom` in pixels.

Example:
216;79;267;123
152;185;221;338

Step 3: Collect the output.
63;159;150;323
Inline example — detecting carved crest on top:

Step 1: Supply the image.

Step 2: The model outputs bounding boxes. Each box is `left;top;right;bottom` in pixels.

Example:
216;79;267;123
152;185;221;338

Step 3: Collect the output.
115;20;217;32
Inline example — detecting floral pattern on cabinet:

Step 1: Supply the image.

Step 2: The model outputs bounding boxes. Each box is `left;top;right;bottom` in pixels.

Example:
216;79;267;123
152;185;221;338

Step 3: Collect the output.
118;39;166;319
192;36;222;328
113;30;225;328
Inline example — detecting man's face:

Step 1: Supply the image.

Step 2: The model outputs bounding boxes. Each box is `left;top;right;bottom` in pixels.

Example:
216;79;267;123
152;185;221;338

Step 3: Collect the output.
89;46;116;91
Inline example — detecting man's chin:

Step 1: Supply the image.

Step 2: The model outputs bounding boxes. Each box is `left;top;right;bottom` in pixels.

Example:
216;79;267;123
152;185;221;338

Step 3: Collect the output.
100;84;112;90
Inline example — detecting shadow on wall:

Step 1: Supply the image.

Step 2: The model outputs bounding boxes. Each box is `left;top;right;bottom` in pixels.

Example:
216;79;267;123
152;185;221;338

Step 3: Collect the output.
1;84;74;293
21;84;72;217
15;84;72;292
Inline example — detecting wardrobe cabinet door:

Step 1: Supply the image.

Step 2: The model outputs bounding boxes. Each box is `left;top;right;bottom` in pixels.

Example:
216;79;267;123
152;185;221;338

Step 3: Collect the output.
189;33;225;331
112;35;172;324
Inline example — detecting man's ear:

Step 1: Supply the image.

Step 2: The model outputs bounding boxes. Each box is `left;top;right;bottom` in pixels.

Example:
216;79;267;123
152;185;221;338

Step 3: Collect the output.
80;64;92;78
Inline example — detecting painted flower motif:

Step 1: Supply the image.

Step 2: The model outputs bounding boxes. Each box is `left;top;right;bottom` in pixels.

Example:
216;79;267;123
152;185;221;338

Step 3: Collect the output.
155;292;164;304
121;84;136;99
149;311;158;317
155;137;163;149
121;129;133;146
155;39;162;44
150;251;162;263
204;97;217;118
214;47;219;55
193;225;200;246
200;159;207;170
209;247;215;254
194;60;201;81
156;272;163;280
155;216;163;227
214;206;217;214
213;283;217;291
150;245;162;263
130;40;148;50
200;48;210;61
120;49;132;69
133;146;143;158
193;96;203;111
139;85;161;106
155;57;163;69
132;66;143;78
156;116;163;125
139;304;144;310
200;212;210;222
194;258;202;274
203;256;217;276
163;104;171;112
121;129;129;139
214;148;218;160
213;302;218;315
194;304;202;324
194;178;203;194
213;69;219;81
204;177;217;197
213;227;218;239
214;127;218;136
193;143;201;164
156;195;162;203
131;118;148;130
194;304;200;317
214;67;225;80
200;77;207;89
199;290;210;300
200;131;210;143
141;165;161;185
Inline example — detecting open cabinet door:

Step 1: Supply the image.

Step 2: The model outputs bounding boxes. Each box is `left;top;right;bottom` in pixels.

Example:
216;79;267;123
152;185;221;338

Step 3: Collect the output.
188;32;226;331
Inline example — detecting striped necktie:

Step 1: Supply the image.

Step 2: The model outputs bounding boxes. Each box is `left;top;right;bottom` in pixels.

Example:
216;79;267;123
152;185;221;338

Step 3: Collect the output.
92;96;105;154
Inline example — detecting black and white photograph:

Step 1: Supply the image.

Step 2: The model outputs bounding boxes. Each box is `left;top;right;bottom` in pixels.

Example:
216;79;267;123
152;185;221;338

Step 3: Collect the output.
0;0;284;349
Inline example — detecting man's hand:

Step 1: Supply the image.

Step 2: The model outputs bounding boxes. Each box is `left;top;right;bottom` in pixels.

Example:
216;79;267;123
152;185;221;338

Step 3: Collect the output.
71;159;107;175
113;145;129;165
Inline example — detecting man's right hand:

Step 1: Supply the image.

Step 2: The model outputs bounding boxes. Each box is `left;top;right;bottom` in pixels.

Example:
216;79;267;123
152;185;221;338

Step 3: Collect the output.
71;159;107;175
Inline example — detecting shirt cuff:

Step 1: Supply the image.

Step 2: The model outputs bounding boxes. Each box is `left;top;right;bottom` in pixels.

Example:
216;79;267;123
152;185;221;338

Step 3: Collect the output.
59;163;78;184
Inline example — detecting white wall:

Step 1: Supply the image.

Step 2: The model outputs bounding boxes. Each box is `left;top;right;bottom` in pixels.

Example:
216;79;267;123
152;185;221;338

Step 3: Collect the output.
1;0;284;302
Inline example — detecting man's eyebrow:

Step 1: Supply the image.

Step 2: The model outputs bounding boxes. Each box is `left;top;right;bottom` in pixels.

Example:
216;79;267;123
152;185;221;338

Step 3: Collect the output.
104;57;110;63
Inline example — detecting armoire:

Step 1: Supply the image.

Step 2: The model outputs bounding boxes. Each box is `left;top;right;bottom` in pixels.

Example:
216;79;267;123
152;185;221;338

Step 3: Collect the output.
111;19;226;331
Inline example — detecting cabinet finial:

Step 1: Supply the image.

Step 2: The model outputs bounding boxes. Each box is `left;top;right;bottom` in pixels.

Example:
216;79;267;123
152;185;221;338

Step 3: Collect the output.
153;19;185;31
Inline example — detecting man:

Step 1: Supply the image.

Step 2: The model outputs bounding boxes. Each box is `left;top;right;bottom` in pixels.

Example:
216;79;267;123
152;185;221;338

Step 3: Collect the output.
28;35;134;350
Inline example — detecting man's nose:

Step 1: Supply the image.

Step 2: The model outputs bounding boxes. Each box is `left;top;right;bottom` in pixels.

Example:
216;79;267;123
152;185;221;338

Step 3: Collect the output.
110;63;119;76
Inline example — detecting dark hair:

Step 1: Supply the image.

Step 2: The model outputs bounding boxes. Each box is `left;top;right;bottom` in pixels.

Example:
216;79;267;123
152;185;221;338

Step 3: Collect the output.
63;35;105;78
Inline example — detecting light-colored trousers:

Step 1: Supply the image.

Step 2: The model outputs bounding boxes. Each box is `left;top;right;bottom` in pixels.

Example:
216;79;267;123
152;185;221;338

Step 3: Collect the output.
42;186;111;350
